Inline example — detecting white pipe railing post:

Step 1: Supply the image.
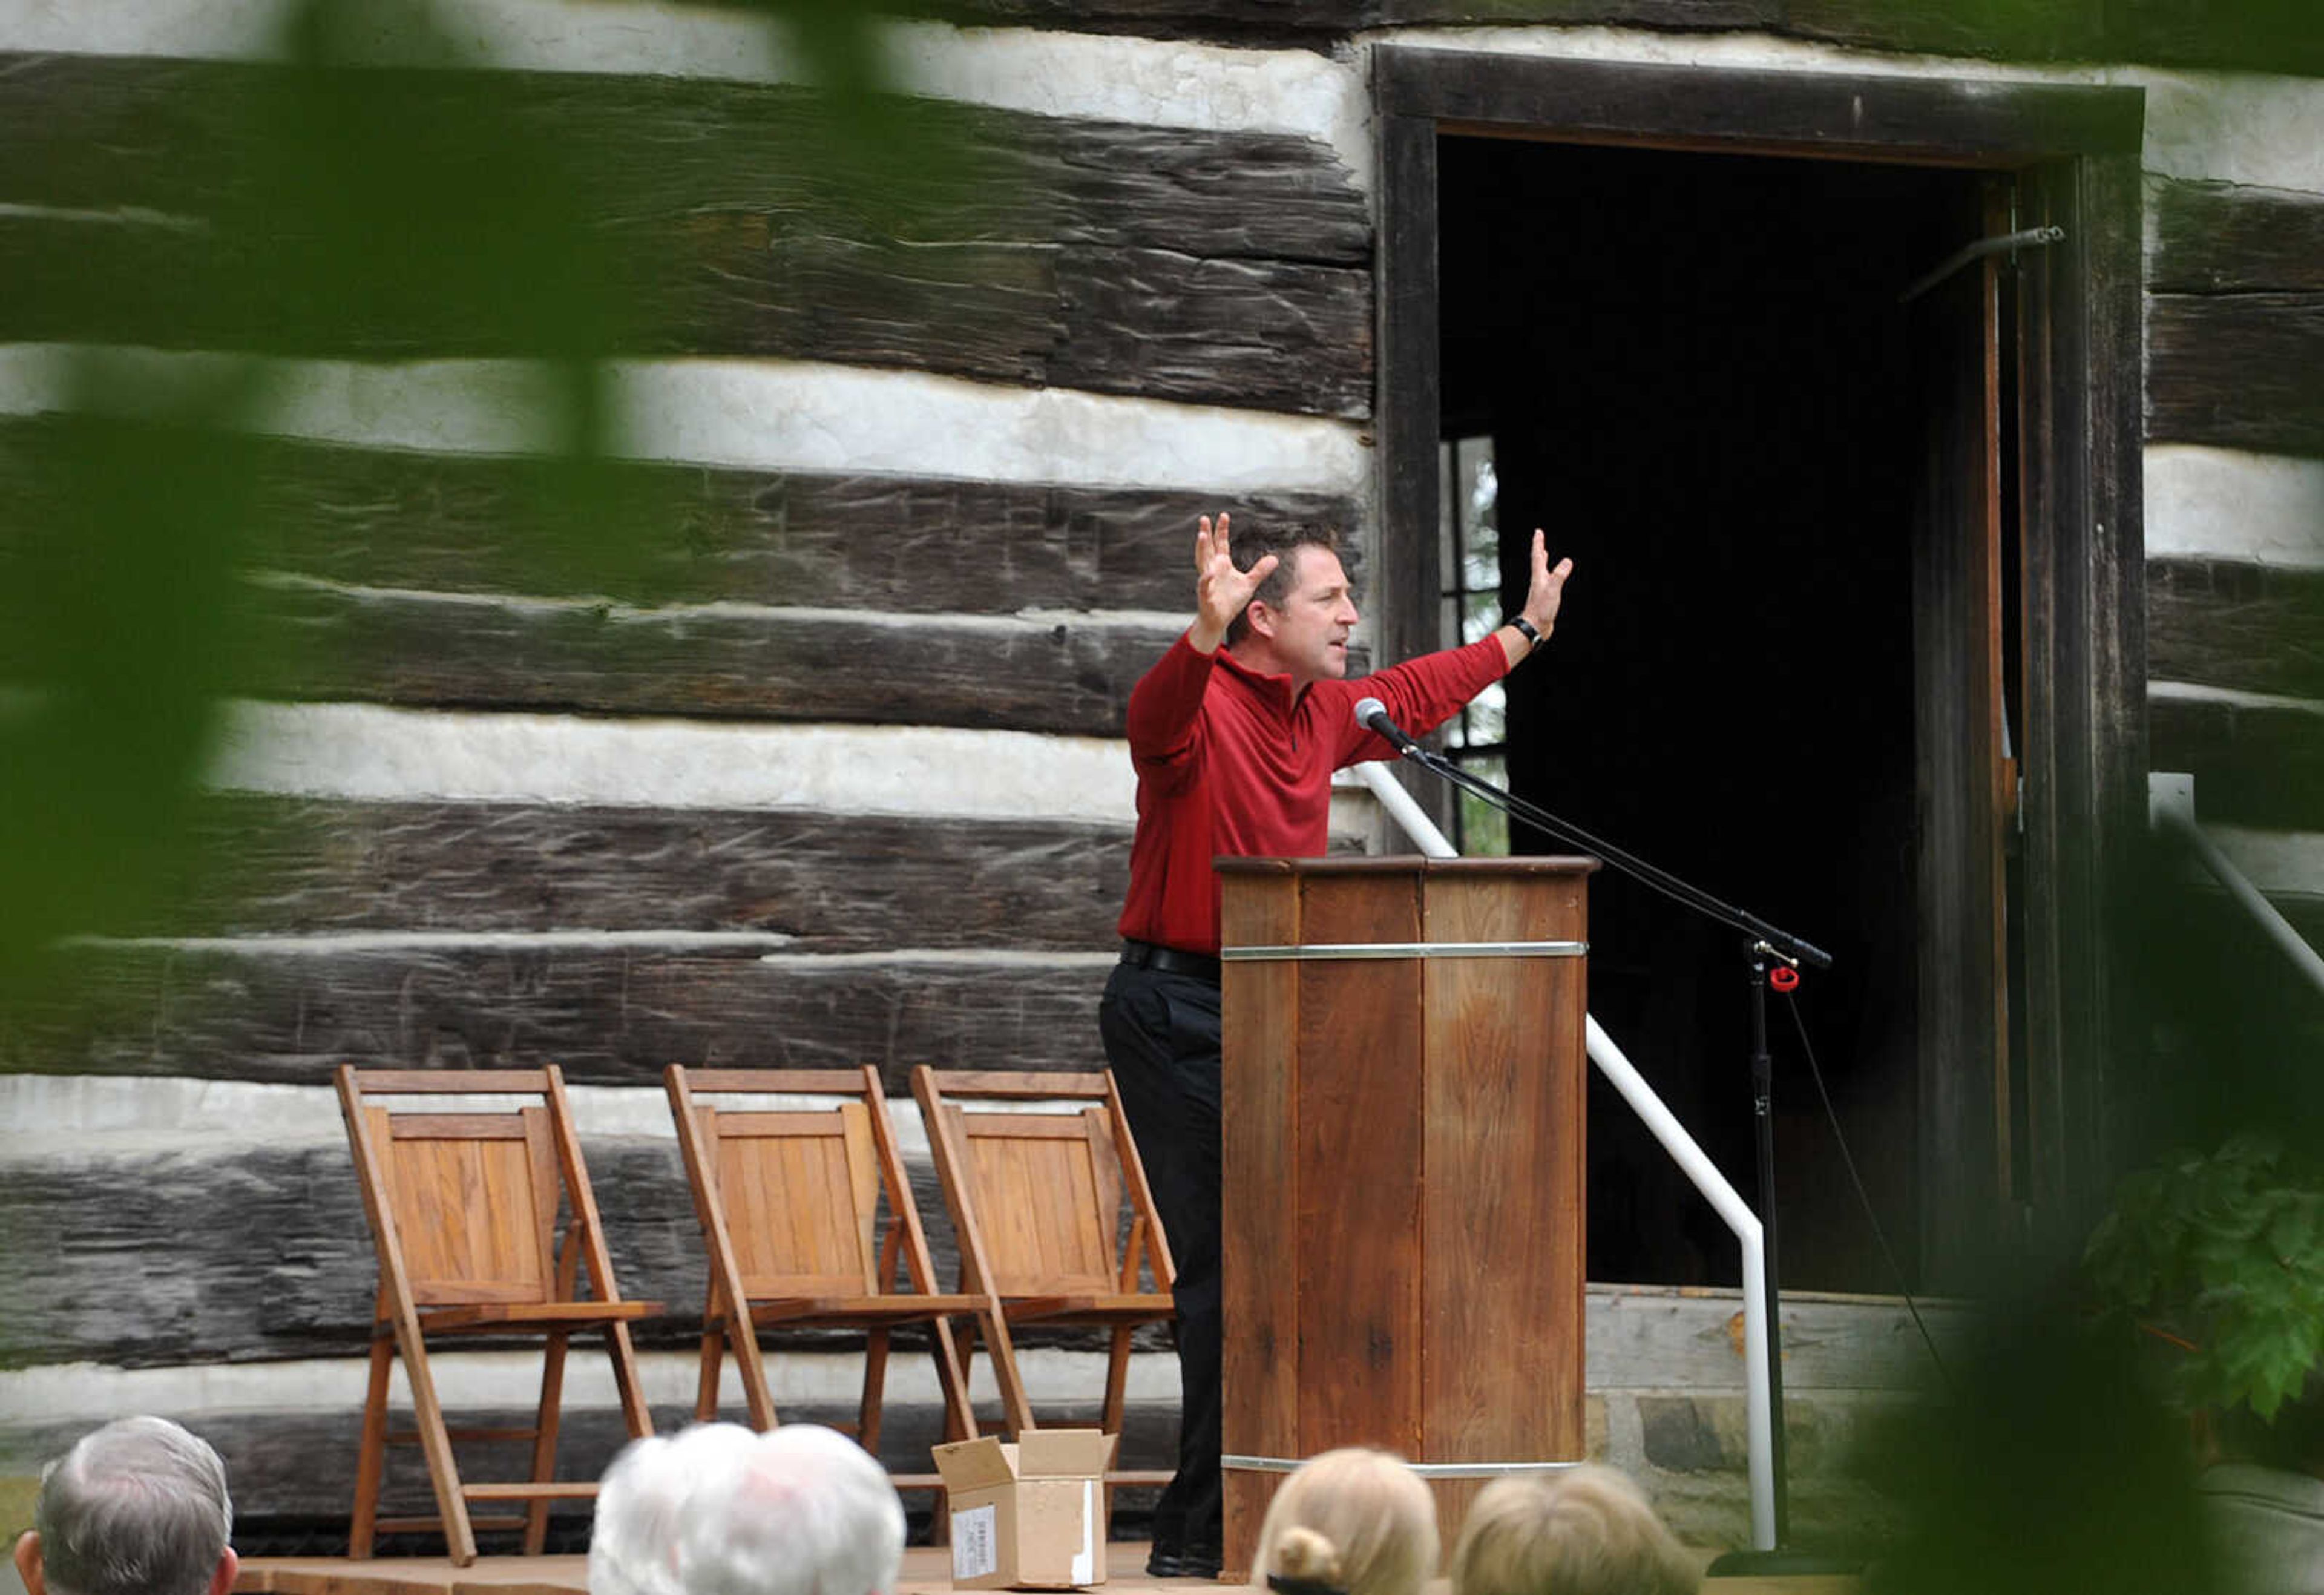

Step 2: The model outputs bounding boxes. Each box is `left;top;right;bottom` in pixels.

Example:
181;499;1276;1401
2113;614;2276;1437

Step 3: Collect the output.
2151;772;2324;998
1353;761;1780;1550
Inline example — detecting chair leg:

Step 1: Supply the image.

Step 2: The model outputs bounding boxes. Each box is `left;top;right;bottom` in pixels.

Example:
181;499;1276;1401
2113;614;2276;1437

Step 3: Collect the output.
979;1307;1038;1439
524;1331;571;1557
697;1286;726;1424
349;1332;394;1559
1101;1322;1135;1538
859;1328;891;1457
930;1317;977;1445
608;1321;654;1441
395;1321;479;1565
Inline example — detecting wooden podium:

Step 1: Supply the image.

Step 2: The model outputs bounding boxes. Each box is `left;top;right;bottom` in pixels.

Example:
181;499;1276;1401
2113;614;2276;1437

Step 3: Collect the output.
1216;856;1595;1573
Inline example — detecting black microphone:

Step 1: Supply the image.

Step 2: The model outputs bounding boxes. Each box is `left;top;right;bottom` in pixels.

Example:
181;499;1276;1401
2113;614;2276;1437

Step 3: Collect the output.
1353;696;1421;756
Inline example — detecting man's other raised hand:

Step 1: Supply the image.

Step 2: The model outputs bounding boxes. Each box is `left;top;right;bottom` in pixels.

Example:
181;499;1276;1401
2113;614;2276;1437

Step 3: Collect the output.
1189;511;1278;656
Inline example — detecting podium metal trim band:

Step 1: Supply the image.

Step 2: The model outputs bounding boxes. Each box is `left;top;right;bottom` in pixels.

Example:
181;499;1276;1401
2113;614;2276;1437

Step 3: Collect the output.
1223;1455;1583;1478
1221;940;1586;962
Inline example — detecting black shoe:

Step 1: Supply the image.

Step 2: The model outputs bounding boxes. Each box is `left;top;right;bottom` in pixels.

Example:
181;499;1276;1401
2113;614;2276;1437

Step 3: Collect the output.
1146;1549;1223;1580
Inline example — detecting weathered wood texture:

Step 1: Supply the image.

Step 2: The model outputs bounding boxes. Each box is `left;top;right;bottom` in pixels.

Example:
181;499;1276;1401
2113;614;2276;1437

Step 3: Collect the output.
229;581;1183;736
0;423;1358;618
1374;48;2143;159
870;1;2324;75
2150;182;2324;295
0;947;1111;1085
2147;559;2324;704
918;0;1782;34
105;798;1126;947
2149;694;2324;832
0;56;1371;416
0;1136;1165;1370
2147;294;2324;458
2146;181;2324;457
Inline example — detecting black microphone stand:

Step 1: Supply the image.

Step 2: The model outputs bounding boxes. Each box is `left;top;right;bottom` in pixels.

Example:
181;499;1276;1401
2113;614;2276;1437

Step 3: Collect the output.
1378;733;1856;1575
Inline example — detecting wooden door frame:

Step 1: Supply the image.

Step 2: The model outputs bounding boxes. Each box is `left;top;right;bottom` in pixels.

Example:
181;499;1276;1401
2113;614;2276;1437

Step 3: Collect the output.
1373;49;2146;1275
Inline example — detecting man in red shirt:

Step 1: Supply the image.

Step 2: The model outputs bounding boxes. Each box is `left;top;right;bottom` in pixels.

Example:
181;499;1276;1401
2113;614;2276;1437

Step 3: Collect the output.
1103;512;1572;1576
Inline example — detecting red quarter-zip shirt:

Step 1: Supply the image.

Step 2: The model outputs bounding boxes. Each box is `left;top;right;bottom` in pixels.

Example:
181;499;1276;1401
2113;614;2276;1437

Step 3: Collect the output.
1117;632;1510;955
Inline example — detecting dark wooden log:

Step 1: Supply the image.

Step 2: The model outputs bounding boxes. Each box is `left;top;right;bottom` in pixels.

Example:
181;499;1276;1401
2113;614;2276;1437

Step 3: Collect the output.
1373;49;2142;160
2098;0;2324;78
208;582;1187;737
0;419;1364;617
110;798;1127;948
2148;558;2324;703
2150;693;2324;832
2150;181;2324;295
0;945;1112;1085
2146;291;2324;457
1781;0;2106;62
913;0;1782;35
0;1133;1170;1371
0;56;1373;415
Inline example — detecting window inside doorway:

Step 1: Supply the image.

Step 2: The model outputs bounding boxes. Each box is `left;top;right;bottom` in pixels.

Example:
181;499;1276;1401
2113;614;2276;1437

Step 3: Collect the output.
1438;433;1509;856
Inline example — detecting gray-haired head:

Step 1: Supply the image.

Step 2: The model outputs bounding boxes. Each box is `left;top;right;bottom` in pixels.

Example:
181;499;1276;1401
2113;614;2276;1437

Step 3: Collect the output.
675;1426;904;1595
29;1418;234;1595
590;1424;764;1595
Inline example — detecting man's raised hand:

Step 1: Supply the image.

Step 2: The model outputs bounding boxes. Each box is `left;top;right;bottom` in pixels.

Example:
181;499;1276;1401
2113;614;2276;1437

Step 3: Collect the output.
1495;529;1574;669
1521;528;1574;637
1189;511;1277;655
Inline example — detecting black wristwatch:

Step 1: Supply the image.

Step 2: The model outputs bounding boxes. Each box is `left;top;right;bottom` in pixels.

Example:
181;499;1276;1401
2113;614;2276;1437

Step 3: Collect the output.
1506;615;1543;649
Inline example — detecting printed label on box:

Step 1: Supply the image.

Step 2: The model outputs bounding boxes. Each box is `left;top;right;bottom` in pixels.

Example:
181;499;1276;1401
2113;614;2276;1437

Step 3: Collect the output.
953;1504;999;1582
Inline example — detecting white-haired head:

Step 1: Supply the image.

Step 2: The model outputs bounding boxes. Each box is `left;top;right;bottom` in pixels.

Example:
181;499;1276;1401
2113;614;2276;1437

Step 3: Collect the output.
675;1426;905;1595
590;1424;764;1595
14;1418;237;1595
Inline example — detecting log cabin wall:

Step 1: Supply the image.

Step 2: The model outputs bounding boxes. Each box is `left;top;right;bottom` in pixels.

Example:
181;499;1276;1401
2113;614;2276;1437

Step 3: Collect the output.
0;0;2318;1545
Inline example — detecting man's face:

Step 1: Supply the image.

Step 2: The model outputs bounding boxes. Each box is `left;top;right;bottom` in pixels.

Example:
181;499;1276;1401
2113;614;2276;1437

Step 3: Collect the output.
1258;546;1361;684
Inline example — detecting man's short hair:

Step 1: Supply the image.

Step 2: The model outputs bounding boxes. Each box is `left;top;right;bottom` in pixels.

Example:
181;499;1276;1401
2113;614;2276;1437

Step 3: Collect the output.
33;1418;234;1595
1224;525;1344;648
1449;1467;1698;1595
629;1425;902;1595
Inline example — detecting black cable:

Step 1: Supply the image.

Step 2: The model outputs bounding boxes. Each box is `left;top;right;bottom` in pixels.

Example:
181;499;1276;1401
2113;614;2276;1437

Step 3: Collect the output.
1780;989;1955;1398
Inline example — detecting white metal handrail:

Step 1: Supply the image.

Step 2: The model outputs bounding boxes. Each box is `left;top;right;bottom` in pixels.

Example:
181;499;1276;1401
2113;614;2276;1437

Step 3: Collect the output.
1353;763;1779;1550
2150;772;2324;998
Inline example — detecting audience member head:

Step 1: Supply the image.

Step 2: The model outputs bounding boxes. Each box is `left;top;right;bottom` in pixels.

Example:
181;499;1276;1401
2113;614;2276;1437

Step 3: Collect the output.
591;1424;764;1595
1250;1447;1439;1595
1449;1466;1698;1595
677;1425;904;1595
13;1418;237;1595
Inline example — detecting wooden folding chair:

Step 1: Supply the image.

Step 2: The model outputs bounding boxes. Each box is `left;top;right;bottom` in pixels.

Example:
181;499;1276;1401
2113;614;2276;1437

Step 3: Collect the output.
337;1066;658;1565
910;1068;1177;1506
665;1065;1011;1496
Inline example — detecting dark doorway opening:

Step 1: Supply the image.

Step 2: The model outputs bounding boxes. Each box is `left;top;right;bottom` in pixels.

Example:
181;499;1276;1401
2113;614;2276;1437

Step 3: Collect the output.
1437;139;1998;1290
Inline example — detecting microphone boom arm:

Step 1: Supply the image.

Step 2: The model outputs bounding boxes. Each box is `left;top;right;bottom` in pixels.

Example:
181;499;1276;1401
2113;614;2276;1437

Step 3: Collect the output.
1388;741;1831;970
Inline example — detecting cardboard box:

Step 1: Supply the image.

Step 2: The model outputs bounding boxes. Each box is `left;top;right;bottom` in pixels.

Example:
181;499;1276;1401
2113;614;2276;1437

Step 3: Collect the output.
931;1430;1117;1590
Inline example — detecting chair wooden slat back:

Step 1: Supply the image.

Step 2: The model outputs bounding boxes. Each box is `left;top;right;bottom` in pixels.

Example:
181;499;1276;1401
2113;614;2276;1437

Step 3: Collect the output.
665;1064;1000;1450
700;1104;884;1298
942;1104;1124;1297
368;1106;560;1306
911;1068;1177;1519
337;1065;658;1567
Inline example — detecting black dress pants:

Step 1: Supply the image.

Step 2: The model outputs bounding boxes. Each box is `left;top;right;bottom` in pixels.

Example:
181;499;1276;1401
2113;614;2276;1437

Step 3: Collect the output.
1098;959;1223;1559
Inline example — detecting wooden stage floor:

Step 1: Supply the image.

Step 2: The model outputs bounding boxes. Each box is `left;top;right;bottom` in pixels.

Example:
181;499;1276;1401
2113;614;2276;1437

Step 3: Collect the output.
238;1544;1860;1595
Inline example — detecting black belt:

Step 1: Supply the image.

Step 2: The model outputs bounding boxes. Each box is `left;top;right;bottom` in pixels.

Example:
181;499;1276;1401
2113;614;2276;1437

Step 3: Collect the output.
1121;939;1222;985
